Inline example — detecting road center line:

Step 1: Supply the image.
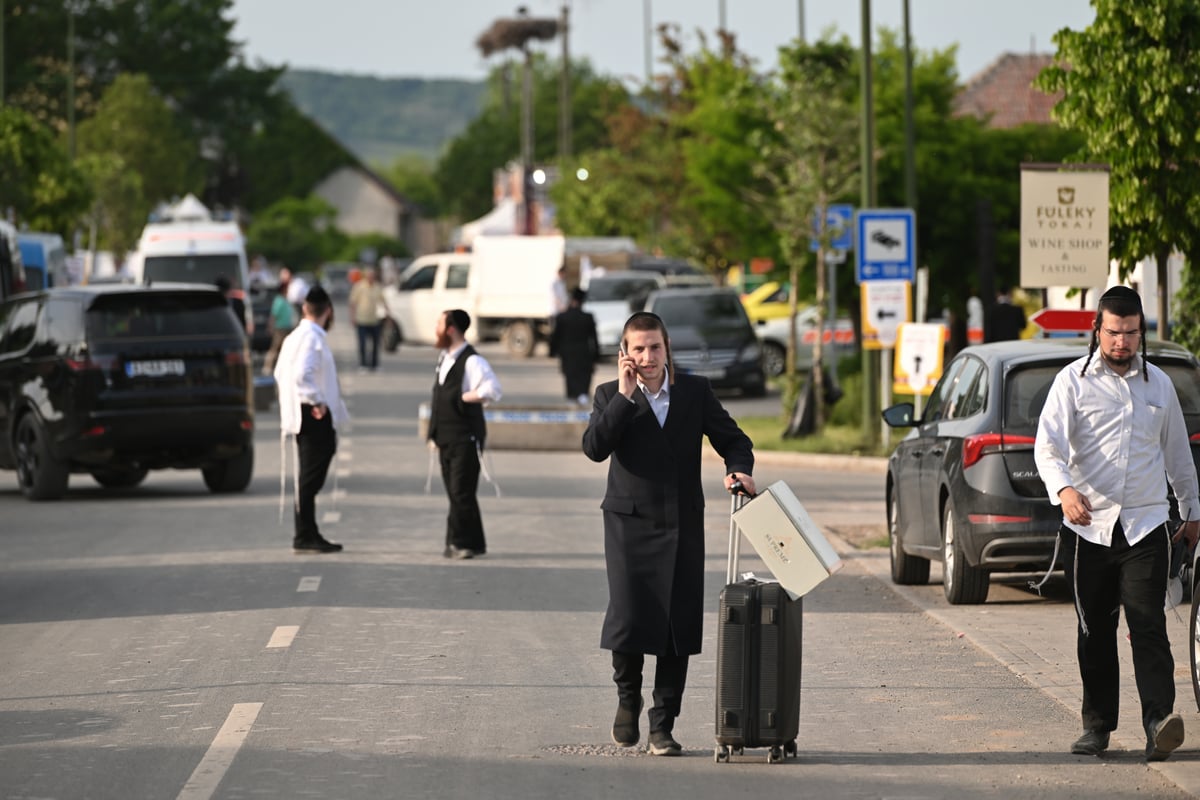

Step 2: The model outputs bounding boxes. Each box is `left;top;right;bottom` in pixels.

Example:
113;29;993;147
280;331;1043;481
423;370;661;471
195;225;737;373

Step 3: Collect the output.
176;702;263;800
297;576;321;592
266;626;299;649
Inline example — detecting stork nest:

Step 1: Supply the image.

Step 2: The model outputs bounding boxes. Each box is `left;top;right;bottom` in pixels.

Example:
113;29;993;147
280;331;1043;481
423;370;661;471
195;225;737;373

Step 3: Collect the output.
476;17;560;57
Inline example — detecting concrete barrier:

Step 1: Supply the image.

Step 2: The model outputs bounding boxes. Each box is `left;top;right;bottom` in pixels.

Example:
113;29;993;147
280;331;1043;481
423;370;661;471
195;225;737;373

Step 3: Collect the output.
417;403;590;451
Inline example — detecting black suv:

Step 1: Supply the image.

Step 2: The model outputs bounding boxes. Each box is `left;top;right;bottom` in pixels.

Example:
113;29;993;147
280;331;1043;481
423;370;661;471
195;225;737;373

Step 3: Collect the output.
0;284;255;500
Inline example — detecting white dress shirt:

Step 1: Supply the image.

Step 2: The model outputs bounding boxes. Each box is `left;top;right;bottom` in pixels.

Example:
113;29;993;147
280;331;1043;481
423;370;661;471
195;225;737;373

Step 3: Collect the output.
274;319;350;435
639;381;670;427
437;342;503;402
1035;353;1200;546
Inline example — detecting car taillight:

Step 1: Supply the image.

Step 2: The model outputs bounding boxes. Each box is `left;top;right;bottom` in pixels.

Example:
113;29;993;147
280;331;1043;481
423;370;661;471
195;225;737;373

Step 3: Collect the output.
64;355;117;373
225;350;248;367
1191;432;1200;443
962;432;1037;469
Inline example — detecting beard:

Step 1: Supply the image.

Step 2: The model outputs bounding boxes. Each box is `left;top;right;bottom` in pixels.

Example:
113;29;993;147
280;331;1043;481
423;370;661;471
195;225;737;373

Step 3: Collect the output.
435;331;452;350
1102;350;1134;369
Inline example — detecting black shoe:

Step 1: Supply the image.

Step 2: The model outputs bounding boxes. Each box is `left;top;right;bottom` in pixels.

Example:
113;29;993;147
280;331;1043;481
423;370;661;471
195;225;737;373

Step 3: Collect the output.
611;697;643;747
647;730;682;756
1147;714;1184;762
293;536;343;554
1070;730;1110;756
445;545;483;560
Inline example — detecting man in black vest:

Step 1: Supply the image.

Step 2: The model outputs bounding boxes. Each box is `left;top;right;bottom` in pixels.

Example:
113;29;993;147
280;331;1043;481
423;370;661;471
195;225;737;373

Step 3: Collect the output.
428;309;503;559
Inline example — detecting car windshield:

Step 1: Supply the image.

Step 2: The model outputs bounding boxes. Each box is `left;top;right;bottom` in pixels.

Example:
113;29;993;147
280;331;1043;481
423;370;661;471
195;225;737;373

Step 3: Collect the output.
652;293;747;329
588;278;659;303
144;254;243;289
86;293;242;345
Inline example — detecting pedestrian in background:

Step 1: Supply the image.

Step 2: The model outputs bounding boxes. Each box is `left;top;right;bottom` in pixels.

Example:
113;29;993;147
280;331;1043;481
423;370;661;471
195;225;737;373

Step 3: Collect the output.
549;287;599;405
985;284;1027;342
428;309;502;559
275;286;349;554
582;311;755;756
550;265;569;316
348;266;385;372
1034;285;1200;761
262;277;295;375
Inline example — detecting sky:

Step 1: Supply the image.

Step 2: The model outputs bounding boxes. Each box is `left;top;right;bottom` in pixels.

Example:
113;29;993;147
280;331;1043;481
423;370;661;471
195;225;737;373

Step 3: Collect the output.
230;0;1096;85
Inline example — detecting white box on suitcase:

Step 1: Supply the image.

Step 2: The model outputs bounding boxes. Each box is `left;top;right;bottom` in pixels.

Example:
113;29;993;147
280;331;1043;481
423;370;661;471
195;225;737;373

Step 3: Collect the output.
731;480;843;599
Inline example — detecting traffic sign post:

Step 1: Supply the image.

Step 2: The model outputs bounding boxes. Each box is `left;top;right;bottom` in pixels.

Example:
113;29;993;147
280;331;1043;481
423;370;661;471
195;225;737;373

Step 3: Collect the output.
855;208;916;283
861;280;911;350
1030;308;1095;335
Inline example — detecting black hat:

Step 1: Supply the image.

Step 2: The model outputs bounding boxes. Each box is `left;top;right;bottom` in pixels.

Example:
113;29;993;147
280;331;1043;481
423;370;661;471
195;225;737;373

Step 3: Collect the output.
447;308;471;333
1099;285;1143;312
305;285;331;306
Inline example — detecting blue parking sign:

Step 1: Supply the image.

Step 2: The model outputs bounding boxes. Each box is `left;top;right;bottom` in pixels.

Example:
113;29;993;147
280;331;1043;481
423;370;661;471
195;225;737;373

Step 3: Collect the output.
855;209;915;283
810;204;854;252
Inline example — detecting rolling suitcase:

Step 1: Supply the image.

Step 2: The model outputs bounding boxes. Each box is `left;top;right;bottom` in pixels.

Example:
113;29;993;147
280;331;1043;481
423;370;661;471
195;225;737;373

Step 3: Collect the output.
714;485;803;763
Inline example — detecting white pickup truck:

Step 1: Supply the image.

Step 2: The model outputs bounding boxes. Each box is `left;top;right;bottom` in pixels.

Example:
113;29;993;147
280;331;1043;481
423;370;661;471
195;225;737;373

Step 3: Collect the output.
380;234;566;357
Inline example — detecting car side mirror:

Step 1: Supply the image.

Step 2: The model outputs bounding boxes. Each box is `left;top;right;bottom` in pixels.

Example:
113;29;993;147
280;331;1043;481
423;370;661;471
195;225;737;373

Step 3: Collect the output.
881;402;917;428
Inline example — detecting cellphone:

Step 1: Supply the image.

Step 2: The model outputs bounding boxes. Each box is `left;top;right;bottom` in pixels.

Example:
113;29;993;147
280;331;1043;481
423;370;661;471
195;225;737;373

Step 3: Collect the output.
619;345;627;357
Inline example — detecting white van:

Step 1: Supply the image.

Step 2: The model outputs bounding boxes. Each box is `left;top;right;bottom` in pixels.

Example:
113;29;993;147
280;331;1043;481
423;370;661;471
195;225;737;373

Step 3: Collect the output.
130;196;252;330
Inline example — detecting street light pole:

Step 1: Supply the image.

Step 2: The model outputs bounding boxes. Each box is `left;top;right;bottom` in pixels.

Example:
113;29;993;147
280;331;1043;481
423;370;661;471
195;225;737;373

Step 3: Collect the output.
559;3;571;160
643;0;652;87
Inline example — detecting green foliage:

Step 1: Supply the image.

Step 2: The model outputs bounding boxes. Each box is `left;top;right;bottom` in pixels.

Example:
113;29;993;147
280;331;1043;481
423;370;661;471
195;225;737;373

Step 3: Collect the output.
434;56;629;221
280;71;487;165
334;232;411;263
382;155;443;217
75;73;202;251
1037;0;1200;334
244;196;346;272
0;107;91;236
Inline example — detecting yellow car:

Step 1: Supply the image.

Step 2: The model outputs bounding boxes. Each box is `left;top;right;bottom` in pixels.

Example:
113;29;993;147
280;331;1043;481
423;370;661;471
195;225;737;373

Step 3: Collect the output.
741;281;793;325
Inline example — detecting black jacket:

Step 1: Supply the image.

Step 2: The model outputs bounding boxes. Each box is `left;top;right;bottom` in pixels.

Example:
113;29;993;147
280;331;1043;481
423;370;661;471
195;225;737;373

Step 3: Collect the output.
582;374;753;655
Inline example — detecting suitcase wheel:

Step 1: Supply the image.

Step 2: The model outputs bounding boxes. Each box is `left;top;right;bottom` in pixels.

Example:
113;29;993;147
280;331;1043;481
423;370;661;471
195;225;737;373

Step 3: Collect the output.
785;740;798;758
768;746;784;763
714;744;730;763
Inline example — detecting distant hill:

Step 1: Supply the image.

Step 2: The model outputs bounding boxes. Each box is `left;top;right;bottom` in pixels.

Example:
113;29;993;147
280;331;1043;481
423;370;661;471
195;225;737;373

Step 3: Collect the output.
279;69;487;168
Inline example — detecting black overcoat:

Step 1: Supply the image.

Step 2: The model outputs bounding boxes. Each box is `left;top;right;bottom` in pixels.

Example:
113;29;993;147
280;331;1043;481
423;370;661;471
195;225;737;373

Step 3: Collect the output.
549;306;598;398
581;374;754;655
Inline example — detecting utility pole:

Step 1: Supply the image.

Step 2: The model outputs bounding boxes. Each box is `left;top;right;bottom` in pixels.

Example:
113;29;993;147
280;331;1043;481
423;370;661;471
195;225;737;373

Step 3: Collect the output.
859;0;877;447
643;0;652;87
718;0;726;31
559;3;571;160
67;6;76;160
1;0;6;106
798;0;805;44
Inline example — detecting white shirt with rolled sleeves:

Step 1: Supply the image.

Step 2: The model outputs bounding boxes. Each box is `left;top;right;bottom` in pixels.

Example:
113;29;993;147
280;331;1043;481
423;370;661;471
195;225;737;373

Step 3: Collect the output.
274;319;350;435
437;342;503;402
1034;353;1200;547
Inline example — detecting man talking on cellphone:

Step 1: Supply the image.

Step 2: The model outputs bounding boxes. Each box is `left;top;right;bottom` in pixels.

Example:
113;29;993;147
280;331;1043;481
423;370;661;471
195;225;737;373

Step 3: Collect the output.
582;311;755;756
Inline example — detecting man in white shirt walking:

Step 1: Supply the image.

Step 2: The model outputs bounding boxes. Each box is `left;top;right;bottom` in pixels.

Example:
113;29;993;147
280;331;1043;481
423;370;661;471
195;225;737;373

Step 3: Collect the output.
1035;285;1200;761
274;286;350;553
428;309;502;559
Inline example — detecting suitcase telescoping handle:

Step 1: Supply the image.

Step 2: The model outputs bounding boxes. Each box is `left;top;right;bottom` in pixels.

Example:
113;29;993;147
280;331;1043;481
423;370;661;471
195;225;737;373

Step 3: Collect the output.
726;480;755;585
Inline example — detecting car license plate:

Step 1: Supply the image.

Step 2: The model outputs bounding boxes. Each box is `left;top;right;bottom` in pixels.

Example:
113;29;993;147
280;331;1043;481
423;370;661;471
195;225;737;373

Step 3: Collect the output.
126;359;186;378
689;367;726;379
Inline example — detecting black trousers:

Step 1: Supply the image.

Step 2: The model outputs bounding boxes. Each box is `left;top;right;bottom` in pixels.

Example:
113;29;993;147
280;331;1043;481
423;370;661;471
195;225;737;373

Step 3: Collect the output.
438;440;486;552
294;405;336;542
611;647;689;734
1064;521;1173;735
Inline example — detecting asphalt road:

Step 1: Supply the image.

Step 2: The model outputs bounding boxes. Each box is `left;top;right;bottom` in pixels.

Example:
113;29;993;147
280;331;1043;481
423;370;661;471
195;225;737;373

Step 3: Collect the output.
0;327;1195;799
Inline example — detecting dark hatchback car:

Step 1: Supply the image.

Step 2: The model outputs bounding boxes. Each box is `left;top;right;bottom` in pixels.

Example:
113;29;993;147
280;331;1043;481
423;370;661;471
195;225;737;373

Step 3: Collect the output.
883;338;1200;604
642;287;767;397
0;284;255;500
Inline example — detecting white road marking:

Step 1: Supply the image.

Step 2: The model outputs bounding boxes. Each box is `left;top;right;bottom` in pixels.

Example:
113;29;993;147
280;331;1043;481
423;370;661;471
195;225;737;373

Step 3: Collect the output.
322;511;341;523
297;576;322;592
266;626;299;649
176;702;262;800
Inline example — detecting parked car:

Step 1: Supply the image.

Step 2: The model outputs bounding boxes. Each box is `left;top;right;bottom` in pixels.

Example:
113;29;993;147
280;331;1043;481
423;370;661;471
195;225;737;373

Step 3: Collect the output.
17;232;68;290
0;284;255;500
629;257;715;287
582;272;665;358
883;338;1200;604
740;280;792;324
641;287;766;396
754;308;856;377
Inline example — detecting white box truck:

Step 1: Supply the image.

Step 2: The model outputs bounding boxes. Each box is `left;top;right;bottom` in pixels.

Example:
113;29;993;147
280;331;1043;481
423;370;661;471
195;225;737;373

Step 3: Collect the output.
381;234;566;357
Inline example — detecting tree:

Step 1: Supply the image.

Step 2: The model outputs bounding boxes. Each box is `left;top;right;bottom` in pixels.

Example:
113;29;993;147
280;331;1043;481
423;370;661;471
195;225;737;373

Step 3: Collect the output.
751;38;860;431
0;107;90;236
1037;1;1200;338
244;196;346;272
76;74;202;241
